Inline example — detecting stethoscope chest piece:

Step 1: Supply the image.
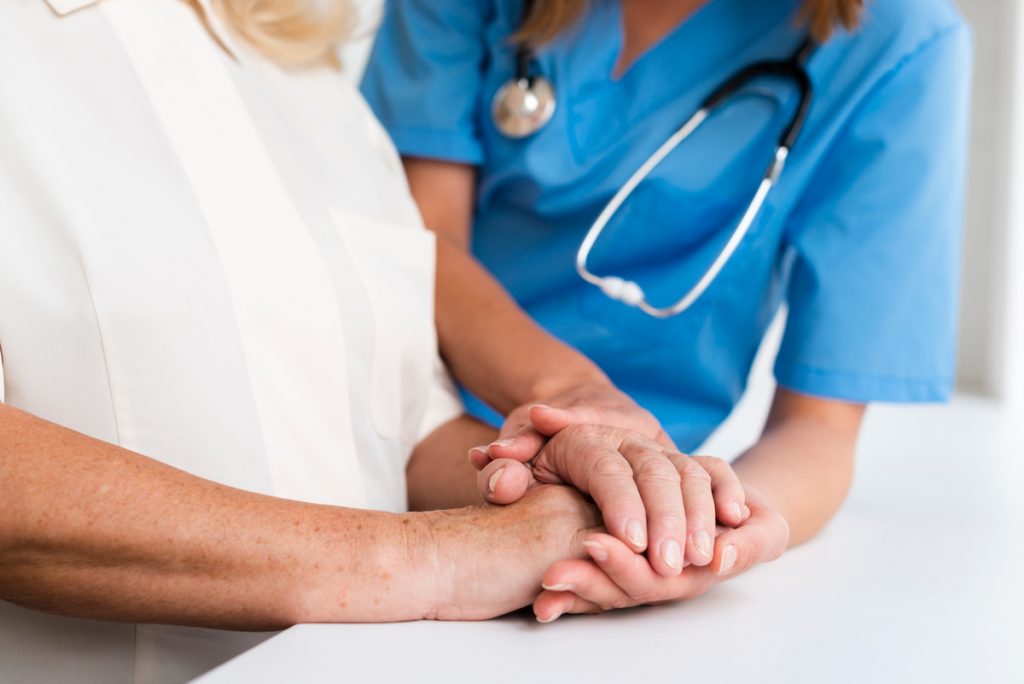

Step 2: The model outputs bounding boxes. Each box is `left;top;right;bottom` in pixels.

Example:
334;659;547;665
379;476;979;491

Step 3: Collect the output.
492;76;556;138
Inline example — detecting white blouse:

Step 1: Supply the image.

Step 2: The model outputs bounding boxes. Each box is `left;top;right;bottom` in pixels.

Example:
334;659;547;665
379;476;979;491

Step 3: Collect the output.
0;0;461;681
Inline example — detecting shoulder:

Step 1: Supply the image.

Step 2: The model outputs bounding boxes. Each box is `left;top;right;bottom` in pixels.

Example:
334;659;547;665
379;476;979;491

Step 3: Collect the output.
860;0;965;36
807;0;970;129
837;0;968;69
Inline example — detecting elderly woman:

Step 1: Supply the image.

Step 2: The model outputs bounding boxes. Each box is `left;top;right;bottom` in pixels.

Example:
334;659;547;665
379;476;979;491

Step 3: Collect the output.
0;0;784;681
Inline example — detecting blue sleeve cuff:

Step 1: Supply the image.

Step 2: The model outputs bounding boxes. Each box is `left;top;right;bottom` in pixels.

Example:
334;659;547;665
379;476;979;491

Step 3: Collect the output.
774;361;954;404
387;127;485;166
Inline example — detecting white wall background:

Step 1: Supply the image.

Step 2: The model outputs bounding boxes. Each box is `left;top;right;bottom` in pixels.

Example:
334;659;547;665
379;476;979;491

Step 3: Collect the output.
956;0;1024;404
342;0;1024;441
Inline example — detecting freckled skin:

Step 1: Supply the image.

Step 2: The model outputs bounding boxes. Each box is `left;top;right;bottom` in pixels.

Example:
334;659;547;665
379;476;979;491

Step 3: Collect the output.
0;405;601;627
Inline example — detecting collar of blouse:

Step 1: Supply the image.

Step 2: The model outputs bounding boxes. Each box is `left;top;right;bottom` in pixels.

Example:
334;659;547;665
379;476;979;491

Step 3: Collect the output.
43;0;244;61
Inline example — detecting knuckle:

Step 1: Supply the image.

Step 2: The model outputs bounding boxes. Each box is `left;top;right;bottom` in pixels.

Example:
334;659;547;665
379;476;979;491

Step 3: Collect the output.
681;459;713;485
624;585;656;604
634;456;681;484
693;455;727;473
563;423;595;438
590;454;635;480
626;430;661;448
567;423;615;439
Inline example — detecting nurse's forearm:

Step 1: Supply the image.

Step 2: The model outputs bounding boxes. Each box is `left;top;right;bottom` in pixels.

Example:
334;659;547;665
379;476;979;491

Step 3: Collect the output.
434;237;608;414
406;157;609;413
404;158;477;249
0;405;591;627
730;389;864;546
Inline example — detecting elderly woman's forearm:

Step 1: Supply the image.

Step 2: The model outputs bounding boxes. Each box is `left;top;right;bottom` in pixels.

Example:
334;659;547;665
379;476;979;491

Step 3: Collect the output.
0;405;595;627
0;404;444;628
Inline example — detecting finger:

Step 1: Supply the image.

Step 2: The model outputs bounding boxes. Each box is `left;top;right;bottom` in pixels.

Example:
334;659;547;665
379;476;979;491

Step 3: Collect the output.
468;445;492;470
527;404;583;436
531;404;676;466
710;499;790;578
564;443;648;553
533;590;603;623
477;458;533;505
486;425;547;464
668;453;716;567
692;455;749;526
581;534;659;603
529;403;658;440
540;557;635;613
620;442;686;576
578;533;716;605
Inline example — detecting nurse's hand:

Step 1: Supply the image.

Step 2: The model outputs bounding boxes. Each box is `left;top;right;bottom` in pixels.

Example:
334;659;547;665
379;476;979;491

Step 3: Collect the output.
474;424;750;576
531;485;789;622
475;383;675;468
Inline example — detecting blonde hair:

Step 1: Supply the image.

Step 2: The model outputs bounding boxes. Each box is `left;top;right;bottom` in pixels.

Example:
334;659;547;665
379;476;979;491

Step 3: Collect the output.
514;0;864;46
210;0;355;69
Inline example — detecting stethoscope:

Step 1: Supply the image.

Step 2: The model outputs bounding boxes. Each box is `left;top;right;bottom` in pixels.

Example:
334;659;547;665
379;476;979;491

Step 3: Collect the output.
492;6;817;319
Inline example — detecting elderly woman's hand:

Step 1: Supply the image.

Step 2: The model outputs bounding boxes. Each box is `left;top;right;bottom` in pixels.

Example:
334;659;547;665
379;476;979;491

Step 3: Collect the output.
474;383;674;467
472;422;751;577
531;485;790;622
424;484;604;621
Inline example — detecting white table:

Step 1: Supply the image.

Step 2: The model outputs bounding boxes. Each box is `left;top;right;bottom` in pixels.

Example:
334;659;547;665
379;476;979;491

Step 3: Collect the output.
197;398;1024;683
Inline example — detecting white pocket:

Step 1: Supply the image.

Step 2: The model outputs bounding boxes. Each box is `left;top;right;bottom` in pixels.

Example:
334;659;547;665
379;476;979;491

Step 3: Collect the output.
328;208;437;443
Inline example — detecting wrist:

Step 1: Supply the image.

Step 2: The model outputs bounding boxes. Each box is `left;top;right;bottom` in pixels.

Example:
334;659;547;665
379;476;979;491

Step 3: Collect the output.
412;491;599;622
407;509;457;620
292;509;447;624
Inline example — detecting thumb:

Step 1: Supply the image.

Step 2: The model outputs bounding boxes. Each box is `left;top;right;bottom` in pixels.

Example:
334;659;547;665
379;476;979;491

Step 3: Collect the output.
486;424;548;463
478;458;534;505
530;405;678;450
527;404;584;435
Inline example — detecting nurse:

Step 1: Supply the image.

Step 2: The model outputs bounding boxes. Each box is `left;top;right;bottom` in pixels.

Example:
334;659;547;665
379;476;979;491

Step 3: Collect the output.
362;0;972;619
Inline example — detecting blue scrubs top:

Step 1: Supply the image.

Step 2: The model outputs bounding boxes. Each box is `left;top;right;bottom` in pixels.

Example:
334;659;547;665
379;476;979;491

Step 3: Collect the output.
362;0;972;450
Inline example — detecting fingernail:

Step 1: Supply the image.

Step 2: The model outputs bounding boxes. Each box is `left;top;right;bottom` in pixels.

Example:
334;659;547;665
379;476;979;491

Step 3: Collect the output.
537;611;562;624
694;530;713;559
529;404;553;411
487;468;505;495
743;505;751;520
489;439;515;449
468;446;488;461
582;540;609;562
661;540;683;569
541;582;574;592
719;544;737;575
730;502;743;522
625;520;647;549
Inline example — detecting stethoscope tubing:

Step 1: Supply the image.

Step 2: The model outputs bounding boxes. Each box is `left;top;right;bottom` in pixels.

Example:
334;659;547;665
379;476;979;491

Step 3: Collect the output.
497;11;818;319
574;40;816;318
